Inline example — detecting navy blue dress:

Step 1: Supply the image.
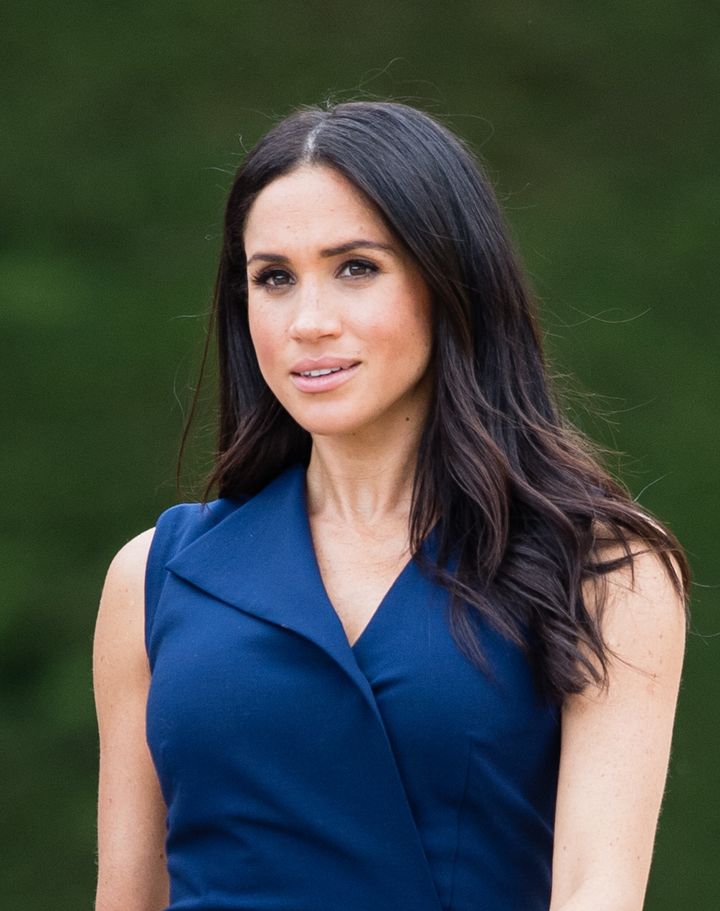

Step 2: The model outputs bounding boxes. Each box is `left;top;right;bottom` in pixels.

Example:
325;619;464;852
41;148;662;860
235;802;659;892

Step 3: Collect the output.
145;463;561;911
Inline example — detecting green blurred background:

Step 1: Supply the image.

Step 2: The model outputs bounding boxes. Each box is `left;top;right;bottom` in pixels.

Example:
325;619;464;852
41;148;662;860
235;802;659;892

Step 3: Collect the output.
2;1;717;907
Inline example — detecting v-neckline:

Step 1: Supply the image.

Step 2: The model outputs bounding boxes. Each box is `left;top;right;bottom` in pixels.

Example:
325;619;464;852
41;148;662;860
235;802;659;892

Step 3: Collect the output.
346;556;417;651
299;472;424;653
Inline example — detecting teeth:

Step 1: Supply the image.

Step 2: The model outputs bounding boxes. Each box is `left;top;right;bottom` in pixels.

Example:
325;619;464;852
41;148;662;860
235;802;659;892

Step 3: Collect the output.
300;367;343;377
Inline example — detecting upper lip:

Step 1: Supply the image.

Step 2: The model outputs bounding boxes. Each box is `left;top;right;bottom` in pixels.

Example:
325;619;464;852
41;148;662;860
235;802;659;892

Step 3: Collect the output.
290;357;360;374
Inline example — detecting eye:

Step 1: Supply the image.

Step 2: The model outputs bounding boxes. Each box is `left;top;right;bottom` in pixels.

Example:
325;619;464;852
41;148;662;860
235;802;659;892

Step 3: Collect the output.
250;268;294;290
338;259;379;279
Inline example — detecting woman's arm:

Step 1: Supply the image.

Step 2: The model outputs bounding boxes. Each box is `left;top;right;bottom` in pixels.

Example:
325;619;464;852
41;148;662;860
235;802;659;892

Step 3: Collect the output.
93;528;170;911
549;546;687;911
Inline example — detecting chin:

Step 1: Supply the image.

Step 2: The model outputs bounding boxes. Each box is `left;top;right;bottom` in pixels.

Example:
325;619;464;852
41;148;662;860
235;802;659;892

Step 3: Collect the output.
292;415;369;439
284;401;377;439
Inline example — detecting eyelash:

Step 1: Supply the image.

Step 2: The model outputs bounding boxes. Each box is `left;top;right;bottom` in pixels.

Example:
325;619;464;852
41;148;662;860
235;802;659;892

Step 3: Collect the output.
249;259;380;290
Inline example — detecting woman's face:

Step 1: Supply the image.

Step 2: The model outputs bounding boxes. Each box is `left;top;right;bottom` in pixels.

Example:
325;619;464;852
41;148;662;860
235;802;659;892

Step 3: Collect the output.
244;165;433;440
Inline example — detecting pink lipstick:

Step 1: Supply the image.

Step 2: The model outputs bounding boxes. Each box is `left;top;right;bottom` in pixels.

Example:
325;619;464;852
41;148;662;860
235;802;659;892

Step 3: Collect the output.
290;357;361;393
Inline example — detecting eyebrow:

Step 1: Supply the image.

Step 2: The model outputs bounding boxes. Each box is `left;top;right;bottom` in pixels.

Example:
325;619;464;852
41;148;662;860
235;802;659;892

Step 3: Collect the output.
246;239;397;267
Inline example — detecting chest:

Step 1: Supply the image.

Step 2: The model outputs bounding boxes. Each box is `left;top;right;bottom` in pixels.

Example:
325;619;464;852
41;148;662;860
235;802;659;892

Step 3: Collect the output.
310;519;411;647
148;561;560;800
148;482;562;911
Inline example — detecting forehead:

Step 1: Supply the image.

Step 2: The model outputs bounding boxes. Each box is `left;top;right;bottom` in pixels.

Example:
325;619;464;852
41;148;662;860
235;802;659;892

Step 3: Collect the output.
243;165;391;251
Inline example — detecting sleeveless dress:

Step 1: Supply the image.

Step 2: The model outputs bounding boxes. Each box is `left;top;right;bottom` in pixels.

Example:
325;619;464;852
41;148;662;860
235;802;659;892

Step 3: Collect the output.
145;463;561;911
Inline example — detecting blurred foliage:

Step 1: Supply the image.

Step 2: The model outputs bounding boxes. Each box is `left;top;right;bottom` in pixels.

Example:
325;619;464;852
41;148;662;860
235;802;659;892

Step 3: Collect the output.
2;1;717;907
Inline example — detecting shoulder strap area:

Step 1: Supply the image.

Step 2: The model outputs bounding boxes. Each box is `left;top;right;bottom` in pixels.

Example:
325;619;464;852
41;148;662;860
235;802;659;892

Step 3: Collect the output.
144;500;224;653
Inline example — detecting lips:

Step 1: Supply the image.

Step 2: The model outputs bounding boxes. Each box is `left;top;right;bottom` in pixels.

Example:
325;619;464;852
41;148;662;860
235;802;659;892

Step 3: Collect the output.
290;356;360;375
297;366;341;378
289;358;361;393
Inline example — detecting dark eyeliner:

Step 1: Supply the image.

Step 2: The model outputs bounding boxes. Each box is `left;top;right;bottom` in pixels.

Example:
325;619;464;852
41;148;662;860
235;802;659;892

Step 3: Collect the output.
250;268;292;287
339;258;380;277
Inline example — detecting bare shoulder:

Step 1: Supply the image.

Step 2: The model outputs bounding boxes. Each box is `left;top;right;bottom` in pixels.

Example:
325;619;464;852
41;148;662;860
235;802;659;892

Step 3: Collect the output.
99;527;156;615
581;536;688;696
103;526;156;592
550;537;689;907
94;527;157;683
94;526;170;909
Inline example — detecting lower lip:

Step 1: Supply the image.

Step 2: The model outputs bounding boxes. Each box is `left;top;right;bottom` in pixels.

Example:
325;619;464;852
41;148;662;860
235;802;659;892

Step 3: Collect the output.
290;363;360;393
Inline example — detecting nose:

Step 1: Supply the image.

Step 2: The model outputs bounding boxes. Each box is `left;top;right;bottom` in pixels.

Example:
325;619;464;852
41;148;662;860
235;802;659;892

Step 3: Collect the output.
288;279;342;341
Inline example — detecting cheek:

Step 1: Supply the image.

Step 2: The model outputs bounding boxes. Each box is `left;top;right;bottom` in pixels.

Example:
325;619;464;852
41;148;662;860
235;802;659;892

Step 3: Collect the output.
364;283;432;347
248;304;282;375
363;312;432;393
389;293;433;368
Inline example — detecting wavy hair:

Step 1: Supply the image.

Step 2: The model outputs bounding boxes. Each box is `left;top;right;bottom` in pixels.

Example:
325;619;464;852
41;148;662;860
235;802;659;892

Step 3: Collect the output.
180;100;690;704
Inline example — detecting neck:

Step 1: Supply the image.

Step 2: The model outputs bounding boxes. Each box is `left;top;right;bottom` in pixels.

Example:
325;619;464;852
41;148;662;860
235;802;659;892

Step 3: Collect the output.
305;414;425;527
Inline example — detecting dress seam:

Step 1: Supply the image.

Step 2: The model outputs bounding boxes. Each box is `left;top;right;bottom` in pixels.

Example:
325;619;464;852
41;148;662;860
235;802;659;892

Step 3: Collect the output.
446;738;473;911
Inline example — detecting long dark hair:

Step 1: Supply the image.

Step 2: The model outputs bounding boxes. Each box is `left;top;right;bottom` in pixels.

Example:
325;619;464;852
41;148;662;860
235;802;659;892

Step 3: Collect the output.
180;100;690;704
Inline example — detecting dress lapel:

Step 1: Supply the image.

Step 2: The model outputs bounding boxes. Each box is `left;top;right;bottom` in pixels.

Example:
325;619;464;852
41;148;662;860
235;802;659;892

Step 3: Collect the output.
165;464;387;724
164;463;444;911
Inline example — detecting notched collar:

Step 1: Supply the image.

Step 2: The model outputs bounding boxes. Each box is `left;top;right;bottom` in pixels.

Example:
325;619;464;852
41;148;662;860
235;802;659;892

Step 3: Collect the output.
164;463;385;713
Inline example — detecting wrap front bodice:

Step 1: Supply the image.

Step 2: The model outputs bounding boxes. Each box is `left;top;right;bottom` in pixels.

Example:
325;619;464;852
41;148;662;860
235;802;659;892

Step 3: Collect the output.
145;464;560;910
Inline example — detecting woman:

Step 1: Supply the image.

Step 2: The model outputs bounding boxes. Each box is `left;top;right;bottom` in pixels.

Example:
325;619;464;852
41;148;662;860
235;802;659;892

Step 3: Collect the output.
93;101;690;911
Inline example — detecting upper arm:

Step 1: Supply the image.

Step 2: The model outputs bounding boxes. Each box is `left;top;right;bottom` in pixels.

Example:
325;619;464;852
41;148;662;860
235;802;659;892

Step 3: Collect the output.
93;528;170;911
549;548;687;911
